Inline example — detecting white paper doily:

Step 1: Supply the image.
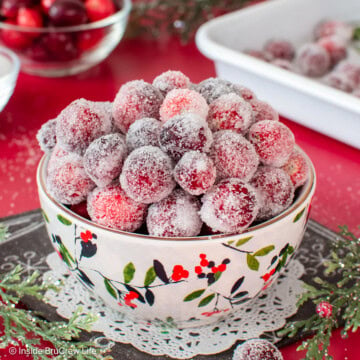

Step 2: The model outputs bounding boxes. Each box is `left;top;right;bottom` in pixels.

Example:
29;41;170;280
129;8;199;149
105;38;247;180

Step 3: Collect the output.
43;252;305;359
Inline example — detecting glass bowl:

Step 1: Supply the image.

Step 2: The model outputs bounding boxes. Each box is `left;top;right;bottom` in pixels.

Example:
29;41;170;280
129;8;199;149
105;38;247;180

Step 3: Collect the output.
0;0;131;77
0;46;20;111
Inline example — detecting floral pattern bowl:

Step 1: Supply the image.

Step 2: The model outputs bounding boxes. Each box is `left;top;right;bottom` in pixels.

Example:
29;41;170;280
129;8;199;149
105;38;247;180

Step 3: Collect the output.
37;149;316;328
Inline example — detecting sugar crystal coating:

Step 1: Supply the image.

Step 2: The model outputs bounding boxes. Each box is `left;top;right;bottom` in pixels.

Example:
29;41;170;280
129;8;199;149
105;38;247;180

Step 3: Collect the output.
236;86;256;101
159;88;208;122
126;117;162;152
232;338;283;360
251;166;294;221
196;77;242;104
84;133;127;188
314;20;353;43
249;99;279;123
200;178;259;234
47;145;70;173
174;151;216;195
325;71;355;92
153;70;191;96
56;98;112;155
146;189;202;237
112;80;163;133
87;183;147;232
120;145;176;204
210;130;259;181
281;148;310;188
317;35;347;67
248;120;295;167
264;39;295;61
207;93;253;134
47;155;96;205
352;88;360;98
159;113;213;161
333;61;360;88
296;43;331;77
37;118;57;153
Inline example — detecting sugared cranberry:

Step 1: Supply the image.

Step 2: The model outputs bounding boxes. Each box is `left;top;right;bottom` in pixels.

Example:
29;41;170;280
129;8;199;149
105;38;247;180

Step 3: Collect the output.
251;166;294;221
243;49;271;62
85;0;115;22
146;189;202;237
84;133;127;188
281;148;310;188
207;93;253;134
318;35;347;67
159;88;208;123
316;301;333;319
0;20;32;49
159;113;213;161
47;145;70;173
296;43;331;77
200;178;259;234
232;338;283;360
126;117;161;152
153;70;191;96
56;98;112;155
37;118;57;153
210;130;259;181
264;39;295;61
325;71;356;93
47;155;96;205
120;145;176;204
42;32;79;61
352;88;360;98
112;80;163;133
49;0;88;26
248;120;295;167
237;86;256;101
314;20;353;43
87;184;147;232
271;58;296;72
174;151;216;195
196;77;241;104
249;99;279;123
333;61;360;88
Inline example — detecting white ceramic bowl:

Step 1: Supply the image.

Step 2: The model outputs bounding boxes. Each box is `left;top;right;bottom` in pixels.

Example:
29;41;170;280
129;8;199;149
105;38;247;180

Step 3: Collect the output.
196;0;360;149
37;150;316;328
0;47;20;112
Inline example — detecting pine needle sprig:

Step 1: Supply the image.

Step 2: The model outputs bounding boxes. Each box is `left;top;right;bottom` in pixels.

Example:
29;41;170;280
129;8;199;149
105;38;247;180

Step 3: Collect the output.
278;225;360;360
0;223;8;243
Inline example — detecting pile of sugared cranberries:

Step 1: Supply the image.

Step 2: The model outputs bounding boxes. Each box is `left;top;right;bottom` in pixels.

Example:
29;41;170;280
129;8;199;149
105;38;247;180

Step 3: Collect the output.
37;70;310;238
245;20;360;97
232;338;283;360
0;0;117;61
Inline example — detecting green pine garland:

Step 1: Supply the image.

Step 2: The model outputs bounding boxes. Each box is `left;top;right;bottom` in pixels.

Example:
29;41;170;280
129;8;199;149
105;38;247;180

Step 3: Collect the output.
278;225;360;360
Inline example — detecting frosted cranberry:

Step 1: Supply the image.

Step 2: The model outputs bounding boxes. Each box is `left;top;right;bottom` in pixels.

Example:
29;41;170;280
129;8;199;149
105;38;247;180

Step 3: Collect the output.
147;189;202;237
42;0;57;15
296;43;331;77
17;7;43;29
85;0;115;22
153;70;191;96
200;178;259;234
159;88;208;123
333;61;360;88
233;338;283;360
174;151;216;195
56;98;112;155
112;80;163;133
69;201;89;219
264;39;295;61
352;88;360;98
126;117;161;152
0;20;32;49
120;146;176;204
77;29;104;51
49;0;88;26
281;148;310;188
314;20;353;43
47;155;96;205
210;130;259;181
159;113;213;161
207;93;253;134
87;184;147;232
248;120;295;167
196;77;241;104
243;49;271;62
271;58;296;72
318;35;347;67
37;118;57;153
84;133;127;188
0;0;34;18
251;166;294;221
236;86;256;101
325;71;355;93
43;32;79;61
249;99;279;123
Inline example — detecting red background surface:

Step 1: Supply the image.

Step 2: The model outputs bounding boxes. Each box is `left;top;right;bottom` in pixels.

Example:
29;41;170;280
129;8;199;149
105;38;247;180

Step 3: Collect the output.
0;37;359;359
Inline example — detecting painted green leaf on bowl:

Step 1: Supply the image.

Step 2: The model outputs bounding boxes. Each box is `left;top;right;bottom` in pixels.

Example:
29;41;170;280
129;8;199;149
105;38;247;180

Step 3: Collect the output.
123;262;136;283
184;289;205;302
144;266;156;287
247;253;259;271
293;208;305;223
57;214;72;226
104;278;117;299
198;293;215;307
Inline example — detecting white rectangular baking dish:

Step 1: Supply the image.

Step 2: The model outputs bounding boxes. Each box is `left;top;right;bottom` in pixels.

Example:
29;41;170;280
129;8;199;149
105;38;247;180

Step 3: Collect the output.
196;0;360;149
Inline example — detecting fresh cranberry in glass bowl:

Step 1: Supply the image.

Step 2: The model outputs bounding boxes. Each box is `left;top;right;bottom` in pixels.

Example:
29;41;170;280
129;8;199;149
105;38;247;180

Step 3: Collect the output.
0;0;131;76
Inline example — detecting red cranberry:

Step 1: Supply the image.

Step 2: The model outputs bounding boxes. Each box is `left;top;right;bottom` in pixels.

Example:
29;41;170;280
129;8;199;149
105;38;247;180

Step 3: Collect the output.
0;0;34;18
296;43;331;77
26;39;52;61
17;7;43;29
42;32;79;61
77;29;104;51
0;20;32;49
49;0;88;26
85;0;115;22
42;0;57;15
264;39;295;61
